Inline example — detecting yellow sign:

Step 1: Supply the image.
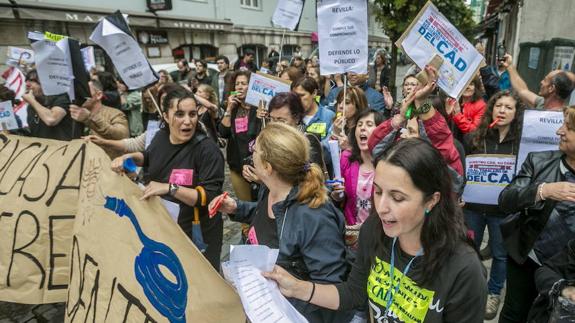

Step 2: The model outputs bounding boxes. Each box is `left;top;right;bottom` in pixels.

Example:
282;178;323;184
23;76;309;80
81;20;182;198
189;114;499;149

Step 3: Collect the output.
306;122;328;139
367;256;435;323
44;32;67;42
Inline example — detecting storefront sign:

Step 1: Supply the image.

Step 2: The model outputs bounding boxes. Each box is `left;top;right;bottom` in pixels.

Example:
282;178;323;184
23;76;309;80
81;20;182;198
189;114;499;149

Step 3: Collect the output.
158;19;232;31
317;0;368;75
462;154;516;205
245;72;291;109
137;30;169;45
397;1;484;98
17;8;157;27
517;109;563;173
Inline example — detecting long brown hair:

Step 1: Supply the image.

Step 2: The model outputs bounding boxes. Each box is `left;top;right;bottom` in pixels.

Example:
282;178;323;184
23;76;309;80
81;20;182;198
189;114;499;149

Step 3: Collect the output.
256;123;327;208
470;90;524;153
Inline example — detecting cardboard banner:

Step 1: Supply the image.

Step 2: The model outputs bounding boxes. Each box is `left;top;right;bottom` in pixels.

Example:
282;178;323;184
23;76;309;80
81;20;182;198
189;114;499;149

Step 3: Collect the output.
245;72;291;109
272;0;305;31
0;136;84;303
7;47;35;65
396;1;484;98
0;101;20;130
31;37;75;100
317;0;368;75
462;154;516;205
516;109;563;172
0;135;246;322
90;11;159;89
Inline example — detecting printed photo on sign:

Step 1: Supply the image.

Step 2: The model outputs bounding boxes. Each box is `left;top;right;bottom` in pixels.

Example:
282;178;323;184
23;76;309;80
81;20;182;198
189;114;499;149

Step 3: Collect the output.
462;155;516;205
397;1;484;98
516;110;563;173
317;0;368;75
0;101;19;130
244;72;291;109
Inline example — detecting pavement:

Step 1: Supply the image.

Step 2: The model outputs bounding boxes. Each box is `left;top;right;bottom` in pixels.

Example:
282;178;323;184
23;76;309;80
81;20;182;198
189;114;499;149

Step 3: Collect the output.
0;64;505;322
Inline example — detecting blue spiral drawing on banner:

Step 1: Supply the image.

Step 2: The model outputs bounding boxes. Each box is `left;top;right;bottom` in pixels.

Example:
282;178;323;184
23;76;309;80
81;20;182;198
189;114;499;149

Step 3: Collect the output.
104;196;187;323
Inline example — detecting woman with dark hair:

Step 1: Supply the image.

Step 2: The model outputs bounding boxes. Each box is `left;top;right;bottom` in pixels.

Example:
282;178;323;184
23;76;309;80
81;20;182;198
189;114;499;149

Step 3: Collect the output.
111;84;225;269
195;83;221;142
93;71;121;109
331;86;369;141
307;65;331;107
211;123;351;323
331;110;385;240
463;90;524;319
292;77;335;141
264;138;486;322
445;76;486;140
368;51;390;92
219;70;261;202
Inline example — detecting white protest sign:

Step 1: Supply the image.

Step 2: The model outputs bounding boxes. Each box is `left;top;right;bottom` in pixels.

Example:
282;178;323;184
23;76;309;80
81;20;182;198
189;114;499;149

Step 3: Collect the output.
0;101;19;130
397;1;484;98
90;18;158;89
7;47;35;64
145;120;161;149
31;38;75;100
462;155;516;205
81;46;96;72
245;72;291;108
516;109;563;172
317;0;368;75
1;66;26;99
14;102;28;128
272;0;305;31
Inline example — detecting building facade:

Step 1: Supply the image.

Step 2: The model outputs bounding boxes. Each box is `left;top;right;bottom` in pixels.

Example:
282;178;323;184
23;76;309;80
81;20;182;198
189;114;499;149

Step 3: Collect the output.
0;0;390;69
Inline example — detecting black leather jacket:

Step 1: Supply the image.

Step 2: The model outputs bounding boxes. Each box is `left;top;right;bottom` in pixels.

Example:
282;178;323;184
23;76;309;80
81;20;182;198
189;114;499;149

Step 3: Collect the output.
499;150;564;264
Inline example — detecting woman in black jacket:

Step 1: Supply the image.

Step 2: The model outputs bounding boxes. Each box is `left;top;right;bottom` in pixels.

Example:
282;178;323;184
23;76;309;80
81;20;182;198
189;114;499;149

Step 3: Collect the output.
463;90;525;319
498;105;575;323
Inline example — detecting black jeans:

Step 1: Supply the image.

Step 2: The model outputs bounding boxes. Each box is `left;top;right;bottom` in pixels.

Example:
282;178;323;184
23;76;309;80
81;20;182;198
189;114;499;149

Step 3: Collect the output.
499;256;540;323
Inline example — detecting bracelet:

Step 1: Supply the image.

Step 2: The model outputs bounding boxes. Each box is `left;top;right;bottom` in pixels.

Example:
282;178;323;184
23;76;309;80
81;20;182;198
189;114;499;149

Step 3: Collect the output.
306;282;316;303
538;183;546;201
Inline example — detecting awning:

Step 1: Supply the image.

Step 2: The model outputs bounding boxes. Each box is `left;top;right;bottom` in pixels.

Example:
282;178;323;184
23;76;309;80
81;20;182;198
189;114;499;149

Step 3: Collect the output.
0;0;15;19
157;14;232;31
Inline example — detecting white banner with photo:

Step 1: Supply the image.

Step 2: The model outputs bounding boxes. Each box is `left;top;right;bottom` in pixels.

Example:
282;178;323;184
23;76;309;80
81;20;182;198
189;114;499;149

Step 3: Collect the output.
245;72;291;109
0;101;19;130
272;0;305;31
462;155;516;205
90;18;158;89
516;109;563;173
317;0;368;75
397;1;484;98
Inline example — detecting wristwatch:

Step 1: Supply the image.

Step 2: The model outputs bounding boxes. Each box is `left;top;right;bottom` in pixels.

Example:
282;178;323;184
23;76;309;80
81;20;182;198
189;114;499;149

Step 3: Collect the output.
169;183;179;196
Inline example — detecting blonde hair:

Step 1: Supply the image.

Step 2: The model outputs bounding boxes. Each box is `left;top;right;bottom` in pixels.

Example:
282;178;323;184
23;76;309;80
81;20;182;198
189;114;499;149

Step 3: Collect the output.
197;84;218;105
257;123;327;208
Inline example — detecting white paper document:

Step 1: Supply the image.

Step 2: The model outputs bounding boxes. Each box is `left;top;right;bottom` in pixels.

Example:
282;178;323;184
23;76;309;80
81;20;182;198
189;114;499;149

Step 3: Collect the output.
222;245;308;323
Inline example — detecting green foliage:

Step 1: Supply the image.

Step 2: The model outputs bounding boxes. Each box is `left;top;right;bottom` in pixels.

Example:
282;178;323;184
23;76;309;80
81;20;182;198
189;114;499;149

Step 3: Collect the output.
372;0;477;42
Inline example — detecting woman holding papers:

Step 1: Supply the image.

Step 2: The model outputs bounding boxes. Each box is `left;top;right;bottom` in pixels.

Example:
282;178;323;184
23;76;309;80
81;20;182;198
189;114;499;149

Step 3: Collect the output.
463;90;524;319
263;138;487;323
111;85;225;270
219;70;262;202
211;123;351;323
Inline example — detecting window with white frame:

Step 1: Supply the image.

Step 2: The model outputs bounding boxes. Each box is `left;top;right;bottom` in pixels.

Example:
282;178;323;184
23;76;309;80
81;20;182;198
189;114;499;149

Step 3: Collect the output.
240;0;260;9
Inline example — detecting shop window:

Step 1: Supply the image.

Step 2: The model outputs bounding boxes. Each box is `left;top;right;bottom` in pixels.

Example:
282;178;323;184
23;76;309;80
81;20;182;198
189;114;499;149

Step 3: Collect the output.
173;44;218;62
240;0;260;10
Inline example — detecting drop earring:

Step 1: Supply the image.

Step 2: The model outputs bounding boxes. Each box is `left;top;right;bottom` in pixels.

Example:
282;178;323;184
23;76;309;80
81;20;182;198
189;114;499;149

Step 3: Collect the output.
424;209;431;216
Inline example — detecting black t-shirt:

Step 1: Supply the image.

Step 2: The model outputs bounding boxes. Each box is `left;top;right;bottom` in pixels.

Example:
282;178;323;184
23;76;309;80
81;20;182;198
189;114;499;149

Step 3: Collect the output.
336;215;487;323
218;106;261;172
247;195;279;248
143;128;225;235
27;94;83;141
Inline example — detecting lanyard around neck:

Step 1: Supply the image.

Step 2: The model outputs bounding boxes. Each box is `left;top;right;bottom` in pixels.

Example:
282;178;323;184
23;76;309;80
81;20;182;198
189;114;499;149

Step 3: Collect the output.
384;237;423;317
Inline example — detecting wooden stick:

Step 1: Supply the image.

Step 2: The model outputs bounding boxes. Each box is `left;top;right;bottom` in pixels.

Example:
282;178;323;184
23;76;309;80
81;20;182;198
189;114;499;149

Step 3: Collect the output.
147;88;163;116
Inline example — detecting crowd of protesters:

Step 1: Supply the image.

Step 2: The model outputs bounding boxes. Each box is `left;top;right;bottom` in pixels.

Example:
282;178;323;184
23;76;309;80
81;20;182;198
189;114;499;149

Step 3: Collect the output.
1;42;575;323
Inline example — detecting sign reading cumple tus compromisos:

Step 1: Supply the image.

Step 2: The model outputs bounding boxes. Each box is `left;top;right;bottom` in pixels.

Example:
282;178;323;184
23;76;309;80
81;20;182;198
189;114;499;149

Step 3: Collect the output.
0;134;245;322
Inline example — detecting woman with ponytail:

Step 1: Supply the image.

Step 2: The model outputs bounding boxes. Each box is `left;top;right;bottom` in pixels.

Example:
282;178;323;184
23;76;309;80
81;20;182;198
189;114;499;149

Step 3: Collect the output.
211;123;351;323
